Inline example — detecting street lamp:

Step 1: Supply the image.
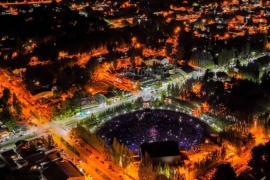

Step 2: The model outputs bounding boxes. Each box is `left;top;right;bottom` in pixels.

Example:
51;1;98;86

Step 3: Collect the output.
174;26;180;34
89;154;94;166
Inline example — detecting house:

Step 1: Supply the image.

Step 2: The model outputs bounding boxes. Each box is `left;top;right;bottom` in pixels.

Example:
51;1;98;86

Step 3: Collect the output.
1;138;60;172
94;93;107;104
0;149;22;171
80;96;99;110
95;92;120;104
143;56;168;66
13;126;22;134
103;92;120;103
169;73;185;82
121;90;133;98
0;127;10;140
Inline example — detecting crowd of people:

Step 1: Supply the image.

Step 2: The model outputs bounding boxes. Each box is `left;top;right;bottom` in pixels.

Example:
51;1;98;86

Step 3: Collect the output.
97;109;210;151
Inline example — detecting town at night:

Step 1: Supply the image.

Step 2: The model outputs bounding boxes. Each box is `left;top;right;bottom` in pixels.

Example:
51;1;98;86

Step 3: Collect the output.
0;0;270;179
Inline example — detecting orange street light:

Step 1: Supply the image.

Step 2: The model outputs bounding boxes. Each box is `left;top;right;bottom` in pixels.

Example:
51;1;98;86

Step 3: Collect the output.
131;37;137;42
174;26;180;34
135;43;141;49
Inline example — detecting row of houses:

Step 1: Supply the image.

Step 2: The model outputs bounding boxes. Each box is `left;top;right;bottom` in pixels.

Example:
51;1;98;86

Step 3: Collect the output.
119;64;197;90
0;138;85;180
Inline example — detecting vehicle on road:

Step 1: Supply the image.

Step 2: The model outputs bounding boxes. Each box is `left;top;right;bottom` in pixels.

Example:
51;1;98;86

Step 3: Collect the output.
85;148;92;153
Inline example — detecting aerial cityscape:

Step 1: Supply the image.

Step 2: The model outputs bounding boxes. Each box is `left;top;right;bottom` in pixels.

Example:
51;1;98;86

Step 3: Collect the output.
0;0;270;179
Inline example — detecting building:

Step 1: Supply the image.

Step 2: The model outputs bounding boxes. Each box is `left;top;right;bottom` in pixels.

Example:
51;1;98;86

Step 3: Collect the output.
0;149;21;171
0;137;83;179
103;92;120;103
169;73;185;83
143;56;169;66
95;92;120;105
41;161;85;180
0;147;63;172
80;96;99;110
0;127;10;140
140;141;183;166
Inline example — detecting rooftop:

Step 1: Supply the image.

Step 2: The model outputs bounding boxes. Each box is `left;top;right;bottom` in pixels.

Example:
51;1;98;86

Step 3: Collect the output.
0;149;19;170
140;141;181;158
41;161;84;180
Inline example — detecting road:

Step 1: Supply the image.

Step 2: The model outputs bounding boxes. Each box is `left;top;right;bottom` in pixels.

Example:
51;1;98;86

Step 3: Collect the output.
70;137;135;180
53;134;104;180
0;68;51;143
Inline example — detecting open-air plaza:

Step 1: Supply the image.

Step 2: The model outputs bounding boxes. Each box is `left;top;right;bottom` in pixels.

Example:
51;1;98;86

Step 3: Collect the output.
97;109;211;152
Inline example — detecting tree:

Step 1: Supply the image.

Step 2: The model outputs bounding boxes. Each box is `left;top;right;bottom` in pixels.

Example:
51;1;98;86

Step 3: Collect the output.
0;107;13;123
171;83;175;96
221;146;226;160
190;50;214;68
45;134;54;149
244;41;250;56
12;93;17;108
107;85;114;92
29;140;38;152
71;91;83;112
216;71;228;80
217;48;235;66
122;146;133;168
165;43;173;56
111;138;132;167
156;163;171;179
203;69;214;82
113;58;118;69
167;84;171;94
24;65;54;88
86;57;100;77
2;88;10;104
235;140;242;156
175;46;185;61
12;93;22;117
112;137;121;164
130;55;136;68
5;120;16;131
248;141;270;178
160;92;166;103
138;153;156;180
133;97;143;108
211;163;236;180
56;69;70;90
